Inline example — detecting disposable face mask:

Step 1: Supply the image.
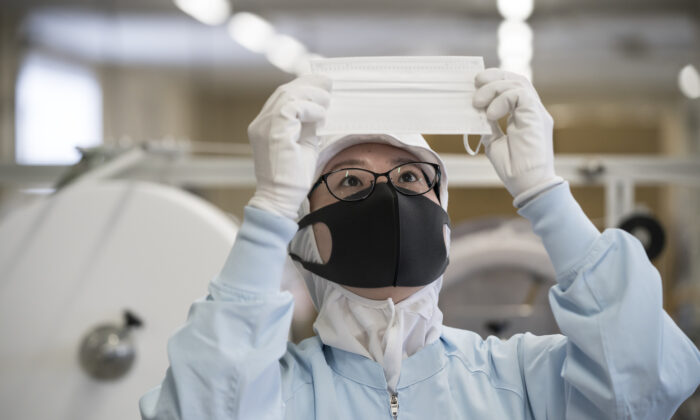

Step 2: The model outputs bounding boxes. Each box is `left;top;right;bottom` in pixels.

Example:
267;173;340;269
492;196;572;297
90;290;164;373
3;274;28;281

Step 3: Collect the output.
289;183;451;288
310;56;493;155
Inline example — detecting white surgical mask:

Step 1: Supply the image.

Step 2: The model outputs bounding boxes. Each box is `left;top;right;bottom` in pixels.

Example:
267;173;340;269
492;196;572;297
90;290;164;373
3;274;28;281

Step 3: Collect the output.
310;56;493;155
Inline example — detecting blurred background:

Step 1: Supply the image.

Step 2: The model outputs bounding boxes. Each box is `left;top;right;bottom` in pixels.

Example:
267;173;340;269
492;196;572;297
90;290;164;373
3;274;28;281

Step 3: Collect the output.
0;0;699;419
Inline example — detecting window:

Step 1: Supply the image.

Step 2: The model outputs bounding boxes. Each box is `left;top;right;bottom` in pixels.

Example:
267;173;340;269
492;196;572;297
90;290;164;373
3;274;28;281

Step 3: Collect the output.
15;53;102;165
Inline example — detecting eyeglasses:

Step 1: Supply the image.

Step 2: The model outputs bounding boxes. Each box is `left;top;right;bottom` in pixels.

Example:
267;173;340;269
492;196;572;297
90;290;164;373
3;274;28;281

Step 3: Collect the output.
309;161;441;202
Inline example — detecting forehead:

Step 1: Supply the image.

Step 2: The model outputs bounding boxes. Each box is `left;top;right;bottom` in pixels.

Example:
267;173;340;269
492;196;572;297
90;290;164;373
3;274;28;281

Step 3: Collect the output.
322;142;420;173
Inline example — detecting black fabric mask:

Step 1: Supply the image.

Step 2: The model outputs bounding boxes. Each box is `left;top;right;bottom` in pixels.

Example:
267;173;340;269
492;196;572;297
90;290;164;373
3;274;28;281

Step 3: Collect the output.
290;182;451;288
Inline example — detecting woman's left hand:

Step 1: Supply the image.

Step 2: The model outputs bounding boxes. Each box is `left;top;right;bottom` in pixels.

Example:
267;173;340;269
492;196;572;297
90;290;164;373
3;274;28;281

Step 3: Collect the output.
473;68;563;207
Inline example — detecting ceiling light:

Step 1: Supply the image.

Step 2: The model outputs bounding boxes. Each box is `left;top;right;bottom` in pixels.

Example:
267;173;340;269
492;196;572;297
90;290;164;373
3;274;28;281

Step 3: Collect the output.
497;0;534;21
173;0;231;26
498;21;533;63
265;34;308;74
227;12;275;53
678;64;700;99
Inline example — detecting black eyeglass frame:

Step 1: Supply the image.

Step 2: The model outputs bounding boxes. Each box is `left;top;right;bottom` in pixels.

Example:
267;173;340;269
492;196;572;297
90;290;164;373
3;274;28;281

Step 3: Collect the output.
308;161;442;202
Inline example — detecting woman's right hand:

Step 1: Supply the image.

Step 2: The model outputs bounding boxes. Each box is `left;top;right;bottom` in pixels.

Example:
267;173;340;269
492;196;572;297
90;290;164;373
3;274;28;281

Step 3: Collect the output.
247;75;333;220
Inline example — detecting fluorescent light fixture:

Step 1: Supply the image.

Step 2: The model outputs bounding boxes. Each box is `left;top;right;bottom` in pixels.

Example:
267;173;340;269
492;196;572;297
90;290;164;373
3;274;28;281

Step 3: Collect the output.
173;0;231;26
497;0;534;21
227;11;314;75
20;188;56;195
227;12;275;53
678;64;700;99
498;20;533;63
498;20;533;45
497;0;534;80
265;34;308;74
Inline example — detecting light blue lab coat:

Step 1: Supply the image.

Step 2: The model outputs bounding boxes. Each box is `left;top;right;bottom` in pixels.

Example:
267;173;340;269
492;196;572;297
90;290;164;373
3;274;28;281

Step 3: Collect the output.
140;183;700;419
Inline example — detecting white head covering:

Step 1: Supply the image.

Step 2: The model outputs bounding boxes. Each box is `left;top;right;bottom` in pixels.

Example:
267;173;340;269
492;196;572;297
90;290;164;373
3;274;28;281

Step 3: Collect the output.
289;133;450;393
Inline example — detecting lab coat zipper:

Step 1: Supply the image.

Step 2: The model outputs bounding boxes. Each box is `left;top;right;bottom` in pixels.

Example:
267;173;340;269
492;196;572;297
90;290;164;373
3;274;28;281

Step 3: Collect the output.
390;393;399;418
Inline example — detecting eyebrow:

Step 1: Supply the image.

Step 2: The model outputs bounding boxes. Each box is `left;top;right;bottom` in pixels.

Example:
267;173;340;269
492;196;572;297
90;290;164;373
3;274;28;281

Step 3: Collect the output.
326;159;368;172
326;156;418;173
390;156;416;166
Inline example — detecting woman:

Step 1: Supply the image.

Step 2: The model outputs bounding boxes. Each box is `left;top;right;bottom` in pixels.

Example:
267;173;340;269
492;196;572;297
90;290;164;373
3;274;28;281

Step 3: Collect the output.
140;69;700;419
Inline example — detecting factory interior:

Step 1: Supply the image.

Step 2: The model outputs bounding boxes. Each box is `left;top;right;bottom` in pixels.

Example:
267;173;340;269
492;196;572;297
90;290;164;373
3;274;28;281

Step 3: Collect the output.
0;0;699;418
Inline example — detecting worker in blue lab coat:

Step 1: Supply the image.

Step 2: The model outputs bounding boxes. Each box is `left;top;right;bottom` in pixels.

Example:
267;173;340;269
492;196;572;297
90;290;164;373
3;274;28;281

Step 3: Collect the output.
140;69;700;419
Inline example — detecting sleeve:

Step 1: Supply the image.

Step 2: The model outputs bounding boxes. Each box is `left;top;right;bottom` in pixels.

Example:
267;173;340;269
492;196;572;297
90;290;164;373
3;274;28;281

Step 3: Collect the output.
516;182;700;420
139;206;299;420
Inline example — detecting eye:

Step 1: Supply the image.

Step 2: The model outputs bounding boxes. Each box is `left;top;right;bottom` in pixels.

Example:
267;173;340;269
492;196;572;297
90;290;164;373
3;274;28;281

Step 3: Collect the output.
339;174;363;188
397;170;420;183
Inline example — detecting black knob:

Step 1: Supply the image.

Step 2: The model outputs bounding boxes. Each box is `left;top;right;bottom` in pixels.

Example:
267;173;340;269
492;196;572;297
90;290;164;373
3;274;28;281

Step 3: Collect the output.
124;310;143;329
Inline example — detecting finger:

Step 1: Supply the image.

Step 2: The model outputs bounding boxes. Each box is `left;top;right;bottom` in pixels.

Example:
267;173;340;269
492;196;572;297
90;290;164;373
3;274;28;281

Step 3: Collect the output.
485;88;525;121
473;79;521;109
280;99;327;123
483;130;512;178
475;68;507;88
475;68;529;88
480;120;505;148
289;85;332;108
298;123;320;149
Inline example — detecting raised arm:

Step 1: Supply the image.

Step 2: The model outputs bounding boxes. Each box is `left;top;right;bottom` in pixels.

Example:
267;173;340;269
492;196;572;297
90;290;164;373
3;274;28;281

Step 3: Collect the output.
140;75;332;419
518;182;700;419
473;68;700;419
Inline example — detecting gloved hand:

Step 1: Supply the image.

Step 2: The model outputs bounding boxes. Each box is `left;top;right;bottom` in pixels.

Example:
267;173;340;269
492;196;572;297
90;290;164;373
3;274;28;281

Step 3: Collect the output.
247;75;332;220
473;68;563;207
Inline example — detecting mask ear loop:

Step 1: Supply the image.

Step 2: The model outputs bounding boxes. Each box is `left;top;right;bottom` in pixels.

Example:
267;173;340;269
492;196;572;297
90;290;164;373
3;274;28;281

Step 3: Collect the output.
463;134;484;156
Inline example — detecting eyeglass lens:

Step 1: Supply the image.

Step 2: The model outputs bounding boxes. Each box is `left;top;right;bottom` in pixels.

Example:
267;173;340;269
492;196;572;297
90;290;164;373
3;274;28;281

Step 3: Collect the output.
324;163;437;201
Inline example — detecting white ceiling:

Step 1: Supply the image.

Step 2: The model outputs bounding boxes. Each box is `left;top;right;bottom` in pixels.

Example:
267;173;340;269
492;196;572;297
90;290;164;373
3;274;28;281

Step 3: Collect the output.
7;0;698;14
12;1;700;98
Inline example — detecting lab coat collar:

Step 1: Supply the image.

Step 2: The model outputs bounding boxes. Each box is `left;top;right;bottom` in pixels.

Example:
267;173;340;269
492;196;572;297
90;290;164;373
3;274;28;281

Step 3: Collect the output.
323;336;447;390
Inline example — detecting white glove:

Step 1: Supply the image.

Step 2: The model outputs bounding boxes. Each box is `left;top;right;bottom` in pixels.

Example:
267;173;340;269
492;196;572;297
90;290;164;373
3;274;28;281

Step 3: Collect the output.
247;75;332;220
473;68;563;207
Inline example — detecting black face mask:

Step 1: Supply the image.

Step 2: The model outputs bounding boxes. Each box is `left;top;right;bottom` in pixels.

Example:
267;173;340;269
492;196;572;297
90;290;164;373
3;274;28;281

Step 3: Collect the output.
290;182;450;288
